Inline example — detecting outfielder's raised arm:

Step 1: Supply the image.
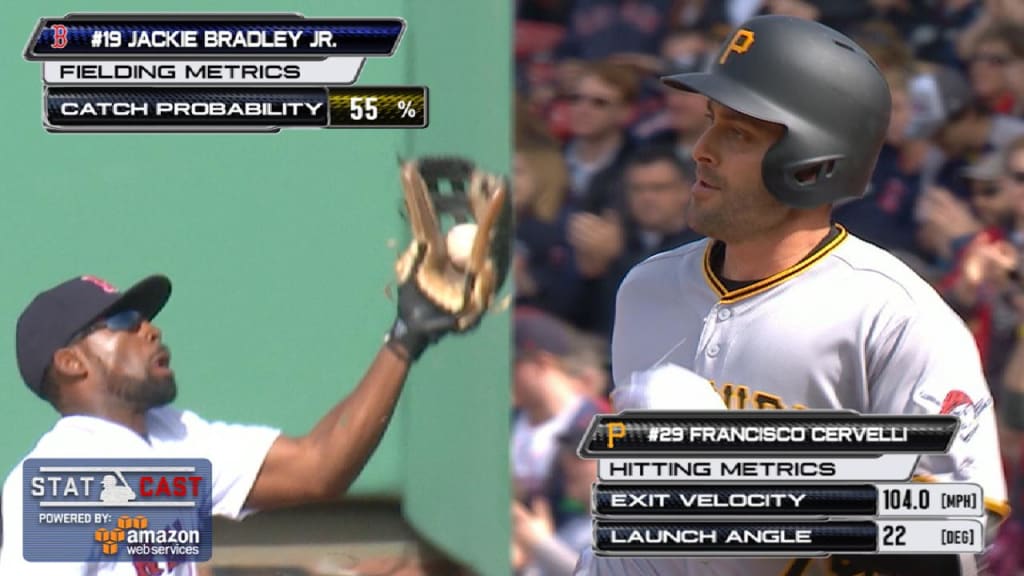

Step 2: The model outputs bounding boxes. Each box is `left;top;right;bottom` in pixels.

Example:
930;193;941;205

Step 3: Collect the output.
242;346;411;511
245;157;511;511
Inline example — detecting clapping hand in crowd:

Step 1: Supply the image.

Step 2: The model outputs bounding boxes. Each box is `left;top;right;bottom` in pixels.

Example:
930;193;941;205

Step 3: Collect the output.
917;186;983;261
512;497;557;572
961;237;1018;289
568;211;624;278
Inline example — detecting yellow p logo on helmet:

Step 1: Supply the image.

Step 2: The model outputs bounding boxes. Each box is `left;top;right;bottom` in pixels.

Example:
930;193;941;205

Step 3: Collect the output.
719;29;755;65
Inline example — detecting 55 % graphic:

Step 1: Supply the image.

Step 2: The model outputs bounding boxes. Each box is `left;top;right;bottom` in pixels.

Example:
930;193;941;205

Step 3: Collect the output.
332;87;427;128
347;98;417;120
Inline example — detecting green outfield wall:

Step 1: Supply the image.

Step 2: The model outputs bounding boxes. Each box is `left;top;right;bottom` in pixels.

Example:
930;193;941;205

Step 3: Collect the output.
0;2;511;574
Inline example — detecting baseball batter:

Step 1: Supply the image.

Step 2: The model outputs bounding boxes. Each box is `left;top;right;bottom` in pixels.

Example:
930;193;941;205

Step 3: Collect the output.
575;15;1008;576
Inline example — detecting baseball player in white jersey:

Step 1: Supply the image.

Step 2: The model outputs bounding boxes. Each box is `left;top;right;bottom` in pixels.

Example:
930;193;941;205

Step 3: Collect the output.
1;267;489;571
575;15;1009;576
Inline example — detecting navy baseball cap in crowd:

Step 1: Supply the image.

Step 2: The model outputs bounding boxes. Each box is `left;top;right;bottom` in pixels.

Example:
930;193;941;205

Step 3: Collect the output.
16;274;172;398
514;307;575;360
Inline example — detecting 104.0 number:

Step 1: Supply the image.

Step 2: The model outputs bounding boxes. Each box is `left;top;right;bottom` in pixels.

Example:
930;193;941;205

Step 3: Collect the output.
881;488;930;511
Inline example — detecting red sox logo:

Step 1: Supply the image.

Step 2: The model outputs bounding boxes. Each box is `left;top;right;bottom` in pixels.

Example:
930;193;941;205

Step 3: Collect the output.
81;275;118;293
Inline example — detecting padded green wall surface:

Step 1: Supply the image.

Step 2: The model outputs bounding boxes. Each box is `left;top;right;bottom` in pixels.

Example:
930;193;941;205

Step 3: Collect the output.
0;3;510;574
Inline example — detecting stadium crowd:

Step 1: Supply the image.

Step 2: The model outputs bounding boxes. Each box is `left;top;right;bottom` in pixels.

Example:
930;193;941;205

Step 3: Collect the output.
508;1;1024;574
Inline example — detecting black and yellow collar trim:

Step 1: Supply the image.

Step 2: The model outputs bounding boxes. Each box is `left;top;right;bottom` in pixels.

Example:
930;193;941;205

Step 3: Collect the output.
702;224;848;304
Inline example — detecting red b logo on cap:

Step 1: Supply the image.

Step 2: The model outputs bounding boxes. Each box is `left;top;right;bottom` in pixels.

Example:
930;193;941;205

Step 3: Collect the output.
81;276;118;293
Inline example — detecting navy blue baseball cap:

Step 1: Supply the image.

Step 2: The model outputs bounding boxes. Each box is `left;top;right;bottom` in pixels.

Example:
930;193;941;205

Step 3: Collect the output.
514;307;575;360
16;274;172;398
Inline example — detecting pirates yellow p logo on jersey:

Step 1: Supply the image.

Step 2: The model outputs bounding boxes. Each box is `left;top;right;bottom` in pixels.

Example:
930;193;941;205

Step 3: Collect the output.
719;29;755;65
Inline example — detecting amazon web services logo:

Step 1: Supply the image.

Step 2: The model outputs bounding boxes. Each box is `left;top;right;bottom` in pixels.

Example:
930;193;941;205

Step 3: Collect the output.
95;514;201;557
95;515;148;555
22;458;212;563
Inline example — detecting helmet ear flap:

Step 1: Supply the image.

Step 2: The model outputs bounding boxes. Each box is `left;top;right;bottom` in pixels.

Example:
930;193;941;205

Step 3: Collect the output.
787;158;840;188
761;115;860;209
765;150;849;209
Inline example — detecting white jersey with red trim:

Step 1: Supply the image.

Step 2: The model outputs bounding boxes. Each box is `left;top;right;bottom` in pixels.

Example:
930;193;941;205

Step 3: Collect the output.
575;227;1008;576
0;407;280;576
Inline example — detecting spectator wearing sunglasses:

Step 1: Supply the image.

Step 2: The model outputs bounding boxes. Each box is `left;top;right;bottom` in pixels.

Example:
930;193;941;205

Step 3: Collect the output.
563;60;638;216
965;24;1018;116
0;274;436;575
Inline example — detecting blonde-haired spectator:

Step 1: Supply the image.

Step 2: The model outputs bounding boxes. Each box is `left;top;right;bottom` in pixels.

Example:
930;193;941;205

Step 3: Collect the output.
516;144;569;224
514;138;583;322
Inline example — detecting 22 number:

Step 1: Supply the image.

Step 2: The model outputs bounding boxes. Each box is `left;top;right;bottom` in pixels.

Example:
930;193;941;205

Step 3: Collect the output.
882;524;906;547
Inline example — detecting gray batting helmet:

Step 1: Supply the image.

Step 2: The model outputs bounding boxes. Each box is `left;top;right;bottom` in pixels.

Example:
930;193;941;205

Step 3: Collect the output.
663;15;892;209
